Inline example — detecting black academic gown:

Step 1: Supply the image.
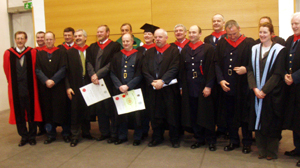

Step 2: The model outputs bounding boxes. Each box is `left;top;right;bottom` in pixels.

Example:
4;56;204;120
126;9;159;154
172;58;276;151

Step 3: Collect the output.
65;48;91;125
110;51;145;127
86;41;121;117
255;36;285;45
204;34;227;49
215;37;255;129
180;43;216;131
283;36;300;132
142;45;181;128
36;49;67;124
248;43;286;138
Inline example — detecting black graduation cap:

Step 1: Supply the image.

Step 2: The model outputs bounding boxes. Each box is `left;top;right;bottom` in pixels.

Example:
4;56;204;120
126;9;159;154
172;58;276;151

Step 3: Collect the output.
140;23;159;34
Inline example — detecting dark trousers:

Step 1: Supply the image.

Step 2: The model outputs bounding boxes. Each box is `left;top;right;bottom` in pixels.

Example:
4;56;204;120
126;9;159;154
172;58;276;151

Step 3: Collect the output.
71;119;91;140
16;96;37;140
152;120;179;142
225;96;252;145
97;111;117;138
256;131;279;158
37;122;46;132
46;123;71;138
293;130;300;153
142;117;150;135
189;96;216;144
118;122;143;140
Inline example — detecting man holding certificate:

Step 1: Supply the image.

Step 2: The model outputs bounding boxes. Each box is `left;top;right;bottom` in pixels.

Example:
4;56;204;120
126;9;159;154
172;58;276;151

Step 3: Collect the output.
142;29;181;148
110;33;145;146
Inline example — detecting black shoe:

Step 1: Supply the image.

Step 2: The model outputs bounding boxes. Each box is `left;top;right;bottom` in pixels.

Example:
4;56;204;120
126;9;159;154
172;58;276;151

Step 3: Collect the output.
148;140;163;147
70;139;78;147
133;140;141;146
296;160;300;167
18;139;28;147
82;134;95;140
191;142;205;149
63;136;71;143
224;143;240;151
29;139;36;146
242;145;251;154
285;150;300;156
172;141;180;148
37;130;46;136
96;135;110;141
141;133;148;140
44;137;56;144
208;144;216;151
114;139;128;145
107;137;118;144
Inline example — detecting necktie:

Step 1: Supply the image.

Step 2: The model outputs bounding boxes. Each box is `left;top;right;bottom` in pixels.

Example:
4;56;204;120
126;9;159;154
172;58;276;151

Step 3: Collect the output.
80;51;85;76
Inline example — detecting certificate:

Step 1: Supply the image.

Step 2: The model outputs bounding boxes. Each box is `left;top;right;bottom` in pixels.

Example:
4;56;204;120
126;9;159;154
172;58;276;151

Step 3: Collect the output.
80;79;111;106
113;88;145;115
153;78;178;90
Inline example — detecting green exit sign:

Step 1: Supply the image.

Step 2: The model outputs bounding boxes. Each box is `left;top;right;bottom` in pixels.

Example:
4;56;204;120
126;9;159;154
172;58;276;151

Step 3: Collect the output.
24;2;32;9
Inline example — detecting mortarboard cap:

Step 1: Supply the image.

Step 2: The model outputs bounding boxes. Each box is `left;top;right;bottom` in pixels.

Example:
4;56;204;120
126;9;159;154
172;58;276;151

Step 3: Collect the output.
140;23;159;34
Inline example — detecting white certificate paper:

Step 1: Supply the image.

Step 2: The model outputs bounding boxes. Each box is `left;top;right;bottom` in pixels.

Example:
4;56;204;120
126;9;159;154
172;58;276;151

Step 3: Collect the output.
153;78;178;90
113;88;145;115
80;79;111;106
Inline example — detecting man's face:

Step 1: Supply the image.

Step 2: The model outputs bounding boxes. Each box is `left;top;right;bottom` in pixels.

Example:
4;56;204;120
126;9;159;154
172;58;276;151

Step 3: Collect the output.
97;26;109;42
292;15;300;36
63;31;74;44
144;32;154;44
122;34;134;51
226;25;240;42
174;26;186;41
154;29;168;47
260;18;270;25
45;33;55;48
36;33;45;47
121;25;131;35
188;26;201;43
212;15;225;32
74;31;87;46
15;34;27;49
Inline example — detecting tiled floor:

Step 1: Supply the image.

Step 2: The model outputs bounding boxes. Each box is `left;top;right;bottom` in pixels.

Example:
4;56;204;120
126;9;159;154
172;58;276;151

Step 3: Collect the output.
0;109;299;168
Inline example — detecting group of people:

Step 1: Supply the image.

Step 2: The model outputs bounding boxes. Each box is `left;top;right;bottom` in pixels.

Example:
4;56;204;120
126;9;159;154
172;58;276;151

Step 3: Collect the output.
3;12;300;167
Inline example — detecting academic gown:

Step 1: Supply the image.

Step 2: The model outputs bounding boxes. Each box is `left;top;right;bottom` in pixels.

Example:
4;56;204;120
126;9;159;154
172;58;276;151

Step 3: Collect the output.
65;47;91;125
110;51;145;127
215;37;255;129
255;36;285;45
283;35;300;132
248;43;286;138
180;43;216;131
36;49;68;124
170;40;190;52
86;40;121;117
142;45;181;128
204;34;227;49
3;47;42;124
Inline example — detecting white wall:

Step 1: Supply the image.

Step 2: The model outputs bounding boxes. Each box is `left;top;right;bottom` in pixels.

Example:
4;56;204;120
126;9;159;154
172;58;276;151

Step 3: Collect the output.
278;0;294;40
0;0;11;111
8;0;26;8
32;0;46;36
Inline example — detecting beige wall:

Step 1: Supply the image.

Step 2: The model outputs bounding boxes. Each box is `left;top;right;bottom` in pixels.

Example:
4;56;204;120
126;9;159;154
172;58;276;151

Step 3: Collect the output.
44;0;279;46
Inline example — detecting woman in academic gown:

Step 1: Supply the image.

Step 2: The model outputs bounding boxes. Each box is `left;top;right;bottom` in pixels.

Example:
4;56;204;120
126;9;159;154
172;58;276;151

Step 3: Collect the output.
248;22;286;160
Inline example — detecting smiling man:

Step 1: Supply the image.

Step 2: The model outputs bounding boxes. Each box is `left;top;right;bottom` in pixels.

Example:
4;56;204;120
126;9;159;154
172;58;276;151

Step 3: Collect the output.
170;24;190;53
35;31;46;51
204;14;226;49
215;20;255;154
58;27;75;50
116;23;143;49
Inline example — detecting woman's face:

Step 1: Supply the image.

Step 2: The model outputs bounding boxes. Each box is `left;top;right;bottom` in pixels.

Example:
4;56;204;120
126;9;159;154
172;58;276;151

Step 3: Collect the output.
259;26;271;44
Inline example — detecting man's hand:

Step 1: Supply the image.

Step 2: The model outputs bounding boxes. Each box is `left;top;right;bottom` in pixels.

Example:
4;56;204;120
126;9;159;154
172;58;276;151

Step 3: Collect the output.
152;79;164;90
202;87;211;97
233;66;247;75
119;85;129;93
45;79;55;88
285;74;294;85
220;80;230;92
91;74;99;85
67;88;75;100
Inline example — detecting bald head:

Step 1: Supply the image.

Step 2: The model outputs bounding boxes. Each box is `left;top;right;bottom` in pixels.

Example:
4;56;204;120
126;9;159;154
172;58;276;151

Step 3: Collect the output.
154;29;168;47
212;14;225;33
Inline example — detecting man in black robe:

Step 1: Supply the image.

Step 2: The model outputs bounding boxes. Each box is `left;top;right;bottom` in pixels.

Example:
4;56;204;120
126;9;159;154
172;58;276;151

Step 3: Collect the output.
180;25;216;151
86;25;121;143
58;27;75;50
170;24;190;53
66;29;95;147
215;20;255;153
36;31;71;144
116;23;143;49
143;29;181;148
283;12;300;167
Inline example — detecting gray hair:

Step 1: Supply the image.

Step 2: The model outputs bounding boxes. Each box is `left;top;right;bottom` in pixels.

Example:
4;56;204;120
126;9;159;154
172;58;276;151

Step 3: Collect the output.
174;24;187;32
76;29;87;37
225;20;240;29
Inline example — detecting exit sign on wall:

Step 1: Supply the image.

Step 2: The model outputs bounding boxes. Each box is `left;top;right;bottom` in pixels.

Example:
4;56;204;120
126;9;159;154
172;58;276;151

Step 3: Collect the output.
24;2;32;9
